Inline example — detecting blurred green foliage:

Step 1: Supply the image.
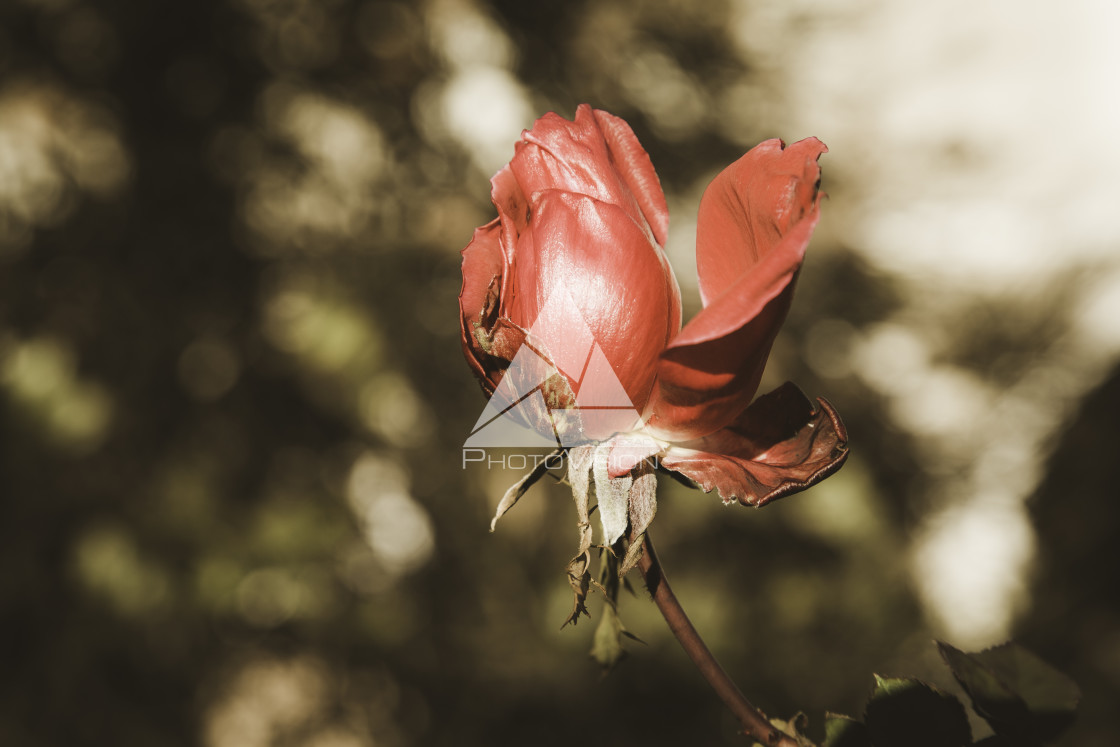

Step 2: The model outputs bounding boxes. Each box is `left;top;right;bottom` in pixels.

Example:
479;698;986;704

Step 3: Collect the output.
0;0;1116;746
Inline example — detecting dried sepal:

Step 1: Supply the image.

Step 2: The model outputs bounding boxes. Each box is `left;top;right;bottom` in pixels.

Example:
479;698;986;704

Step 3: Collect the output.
489;447;564;531
563;445;596;626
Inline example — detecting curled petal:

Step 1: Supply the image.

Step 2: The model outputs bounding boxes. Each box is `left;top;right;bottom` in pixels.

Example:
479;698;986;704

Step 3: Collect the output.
644;138;826;440
695;137;827;308
659;382;849;507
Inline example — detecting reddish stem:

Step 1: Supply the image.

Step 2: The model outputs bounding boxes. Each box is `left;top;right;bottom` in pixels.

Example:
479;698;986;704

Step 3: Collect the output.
637;532;802;746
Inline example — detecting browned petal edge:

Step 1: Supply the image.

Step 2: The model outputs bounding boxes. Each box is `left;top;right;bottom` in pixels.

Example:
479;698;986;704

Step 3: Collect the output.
659;383;849;507
742;395;848;507
459;219;507;397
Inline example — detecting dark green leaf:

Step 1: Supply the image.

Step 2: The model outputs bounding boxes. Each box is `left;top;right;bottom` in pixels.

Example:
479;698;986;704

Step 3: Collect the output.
938;642;1033;742
938;641;1079;744
973;644;1079;733
865;675;971;747
823;713;870;747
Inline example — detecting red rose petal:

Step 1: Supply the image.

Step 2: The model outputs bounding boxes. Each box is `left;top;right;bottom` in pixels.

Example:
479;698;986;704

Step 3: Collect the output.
643;138;826;439
659;382;849;506
506;190;679;412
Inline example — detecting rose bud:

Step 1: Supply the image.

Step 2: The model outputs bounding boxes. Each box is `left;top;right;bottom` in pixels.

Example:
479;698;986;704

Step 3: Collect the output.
460;104;847;507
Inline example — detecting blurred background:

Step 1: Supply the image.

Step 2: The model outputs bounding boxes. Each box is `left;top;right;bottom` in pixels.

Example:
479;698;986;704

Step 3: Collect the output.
2;0;1118;744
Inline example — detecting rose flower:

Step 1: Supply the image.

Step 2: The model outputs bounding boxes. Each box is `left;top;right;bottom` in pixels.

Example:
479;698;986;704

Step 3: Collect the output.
459;104;847;511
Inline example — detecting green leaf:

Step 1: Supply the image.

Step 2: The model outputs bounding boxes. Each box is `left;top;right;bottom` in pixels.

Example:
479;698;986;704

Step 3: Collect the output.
938;643;1030;738
938;641;1079;744
938;642;1033;743
973;643;1080;738
864;675;971;747
823;713;870;747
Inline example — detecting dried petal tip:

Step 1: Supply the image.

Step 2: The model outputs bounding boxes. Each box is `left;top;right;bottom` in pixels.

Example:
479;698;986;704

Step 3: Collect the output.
659;382;849;507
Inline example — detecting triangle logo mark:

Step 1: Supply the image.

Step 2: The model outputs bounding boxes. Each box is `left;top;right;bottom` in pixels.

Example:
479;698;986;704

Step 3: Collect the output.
465;279;644;451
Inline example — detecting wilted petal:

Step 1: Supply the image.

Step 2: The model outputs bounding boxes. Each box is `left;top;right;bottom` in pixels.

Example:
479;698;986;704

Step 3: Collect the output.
491;160;530;241
659;382;848;507
644;138;826;440
459;218;508;393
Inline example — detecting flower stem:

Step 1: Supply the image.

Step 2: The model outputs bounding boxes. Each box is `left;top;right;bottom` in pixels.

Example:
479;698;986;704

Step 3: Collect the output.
636;532;801;746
